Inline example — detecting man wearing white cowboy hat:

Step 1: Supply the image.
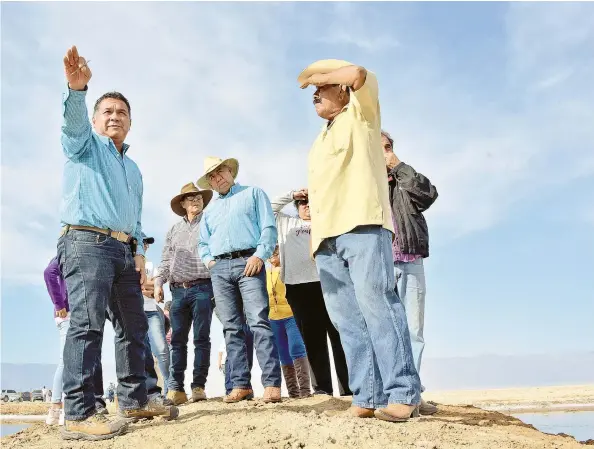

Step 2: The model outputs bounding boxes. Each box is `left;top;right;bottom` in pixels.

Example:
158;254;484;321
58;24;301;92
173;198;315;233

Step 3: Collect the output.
153;183;214;405
299;59;421;422
197;156;282;403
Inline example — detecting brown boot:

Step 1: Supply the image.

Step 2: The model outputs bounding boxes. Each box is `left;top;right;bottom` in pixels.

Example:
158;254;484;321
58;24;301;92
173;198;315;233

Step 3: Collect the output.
166;390;188;406
262;386;282;403
223;388;254;403
61;414;129;441
281;364;300;398
118;396;179;422
374;404;419;422
191;387;207;402
293;356;312;398
325;406;375;418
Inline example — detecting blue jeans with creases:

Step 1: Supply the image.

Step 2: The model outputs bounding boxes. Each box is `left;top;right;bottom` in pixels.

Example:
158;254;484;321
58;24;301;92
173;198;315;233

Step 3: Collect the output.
270;317;307;366
315;225;421;408
210;257;281;389
146;310;170;395
224;323;253;395
58;230;149;420
169;282;213;391
394;258;427;392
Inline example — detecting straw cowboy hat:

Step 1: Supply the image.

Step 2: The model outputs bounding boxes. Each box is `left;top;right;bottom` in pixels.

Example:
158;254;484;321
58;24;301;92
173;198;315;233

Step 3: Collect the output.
196;156;239;190
170;182;213;217
297;59;355;87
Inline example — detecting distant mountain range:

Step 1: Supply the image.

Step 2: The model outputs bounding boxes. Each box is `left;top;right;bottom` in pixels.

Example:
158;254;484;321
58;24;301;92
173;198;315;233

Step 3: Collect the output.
2;352;593;394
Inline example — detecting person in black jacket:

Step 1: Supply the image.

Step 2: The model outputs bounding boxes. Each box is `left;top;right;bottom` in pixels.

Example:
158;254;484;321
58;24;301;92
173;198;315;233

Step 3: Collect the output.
382;130;439;416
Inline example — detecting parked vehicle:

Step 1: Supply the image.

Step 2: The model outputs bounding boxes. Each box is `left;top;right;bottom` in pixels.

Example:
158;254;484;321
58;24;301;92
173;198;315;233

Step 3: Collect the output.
20;391;32;401
31;390;44;401
1;389;20;402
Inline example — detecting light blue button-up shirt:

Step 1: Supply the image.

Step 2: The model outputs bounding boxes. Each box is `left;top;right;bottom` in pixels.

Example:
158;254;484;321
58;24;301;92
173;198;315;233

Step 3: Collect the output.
198;183;277;265
59;87;145;256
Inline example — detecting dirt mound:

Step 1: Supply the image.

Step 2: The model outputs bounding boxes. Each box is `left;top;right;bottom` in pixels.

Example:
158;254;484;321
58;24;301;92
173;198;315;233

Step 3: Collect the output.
2;395;587;448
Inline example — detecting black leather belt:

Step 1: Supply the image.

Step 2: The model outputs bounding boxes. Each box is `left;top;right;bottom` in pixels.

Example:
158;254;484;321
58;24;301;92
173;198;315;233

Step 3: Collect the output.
170;279;211;289
214;248;256;260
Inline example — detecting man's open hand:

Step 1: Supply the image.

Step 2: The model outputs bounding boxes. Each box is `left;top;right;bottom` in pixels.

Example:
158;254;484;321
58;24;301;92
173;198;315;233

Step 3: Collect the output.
64;46;92;91
243;256;263;277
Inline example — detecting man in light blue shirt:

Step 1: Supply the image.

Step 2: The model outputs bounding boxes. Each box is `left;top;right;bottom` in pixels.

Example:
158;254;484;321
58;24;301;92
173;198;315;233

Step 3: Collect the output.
57;46;178;441
198;156;281;403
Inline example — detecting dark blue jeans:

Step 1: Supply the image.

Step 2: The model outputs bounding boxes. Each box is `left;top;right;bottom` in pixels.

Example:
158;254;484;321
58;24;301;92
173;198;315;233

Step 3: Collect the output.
169;282;214;391
224;323;253;395
58;230;149;420
270;317;307;366
210;257;281;389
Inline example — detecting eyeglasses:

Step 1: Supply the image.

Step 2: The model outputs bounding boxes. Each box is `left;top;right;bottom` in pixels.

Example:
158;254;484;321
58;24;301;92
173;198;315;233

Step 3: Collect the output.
296;200;309;206
184;195;203;202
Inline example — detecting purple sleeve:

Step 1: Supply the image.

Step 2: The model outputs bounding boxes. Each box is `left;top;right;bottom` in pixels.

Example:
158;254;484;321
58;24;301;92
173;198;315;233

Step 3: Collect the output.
44;258;68;311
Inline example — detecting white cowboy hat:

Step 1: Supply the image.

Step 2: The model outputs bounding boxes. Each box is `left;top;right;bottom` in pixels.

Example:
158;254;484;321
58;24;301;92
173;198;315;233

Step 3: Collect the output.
297;59;355;87
170;182;213;216
197;156;239;190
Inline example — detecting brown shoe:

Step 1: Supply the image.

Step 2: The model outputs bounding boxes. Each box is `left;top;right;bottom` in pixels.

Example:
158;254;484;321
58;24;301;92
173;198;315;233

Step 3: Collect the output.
293;357;312;398
119;396;179;422
223;388;254;403
61;414;128;441
419;398;438;415
325;406;375;418
191;387;207;402
281;365;300;399
374;404;419;422
166;390;188;406
262;386;282;403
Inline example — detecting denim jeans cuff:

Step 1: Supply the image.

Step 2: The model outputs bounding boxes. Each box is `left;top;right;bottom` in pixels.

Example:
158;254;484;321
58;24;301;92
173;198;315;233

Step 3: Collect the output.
232;384;253;389
352;400;387;409
64;410;96;421
263;383;282;388
388;394;421;406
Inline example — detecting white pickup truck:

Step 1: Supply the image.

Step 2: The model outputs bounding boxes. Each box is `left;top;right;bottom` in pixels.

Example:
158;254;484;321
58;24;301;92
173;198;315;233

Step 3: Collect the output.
1;389;20;402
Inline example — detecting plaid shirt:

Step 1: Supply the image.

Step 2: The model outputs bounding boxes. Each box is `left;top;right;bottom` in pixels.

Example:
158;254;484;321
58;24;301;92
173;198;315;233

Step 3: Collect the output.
154;214;210;287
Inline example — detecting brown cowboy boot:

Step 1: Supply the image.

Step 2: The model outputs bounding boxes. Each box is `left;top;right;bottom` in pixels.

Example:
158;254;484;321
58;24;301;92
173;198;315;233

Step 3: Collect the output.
191;387;207;402
262;386;282;403
281;364;300;399
223;388;254;403
374;404;419;422
293;356;312;398
61;414;129;441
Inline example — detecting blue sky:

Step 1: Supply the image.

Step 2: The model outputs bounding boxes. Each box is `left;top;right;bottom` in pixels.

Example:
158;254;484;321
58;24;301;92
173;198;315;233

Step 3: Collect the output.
1;2;593;394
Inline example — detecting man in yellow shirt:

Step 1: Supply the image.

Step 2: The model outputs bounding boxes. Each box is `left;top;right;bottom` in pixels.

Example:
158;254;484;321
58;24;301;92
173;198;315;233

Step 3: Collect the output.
299;59;421;422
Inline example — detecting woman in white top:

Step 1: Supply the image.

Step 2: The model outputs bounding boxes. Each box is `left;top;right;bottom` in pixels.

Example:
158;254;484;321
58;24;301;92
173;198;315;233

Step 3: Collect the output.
271;189;351;396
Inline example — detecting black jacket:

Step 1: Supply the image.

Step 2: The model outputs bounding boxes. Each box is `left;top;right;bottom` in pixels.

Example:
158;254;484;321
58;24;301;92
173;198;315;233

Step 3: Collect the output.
388;162;438;258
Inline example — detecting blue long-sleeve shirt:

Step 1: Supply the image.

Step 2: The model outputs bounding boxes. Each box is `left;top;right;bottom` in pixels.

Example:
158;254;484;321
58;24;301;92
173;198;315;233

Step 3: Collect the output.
59;87;144;255
198;183;277;265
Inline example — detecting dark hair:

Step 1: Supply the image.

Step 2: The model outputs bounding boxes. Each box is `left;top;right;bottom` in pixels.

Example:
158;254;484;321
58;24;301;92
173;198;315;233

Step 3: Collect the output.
293;199;309;209
93;92;132;118
381;130;394;148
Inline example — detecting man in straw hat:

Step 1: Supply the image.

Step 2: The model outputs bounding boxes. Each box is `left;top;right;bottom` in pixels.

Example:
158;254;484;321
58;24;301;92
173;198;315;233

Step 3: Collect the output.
298;60;421;422
57;45;178;440
153;183;214;405
197;157;282;403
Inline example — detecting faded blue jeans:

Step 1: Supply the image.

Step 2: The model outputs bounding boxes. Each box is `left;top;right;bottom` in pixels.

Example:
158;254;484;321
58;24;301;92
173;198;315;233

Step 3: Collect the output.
315;225;421;408
146;310;170;395
169;282;213;391
270;317;307;366
58;230;149;420
210;257;281;389
394;258;426;392
224;323;253;395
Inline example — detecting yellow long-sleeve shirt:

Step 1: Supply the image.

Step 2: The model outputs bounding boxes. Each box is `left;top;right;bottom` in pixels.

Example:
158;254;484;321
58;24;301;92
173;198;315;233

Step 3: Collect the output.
266;267;294;321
